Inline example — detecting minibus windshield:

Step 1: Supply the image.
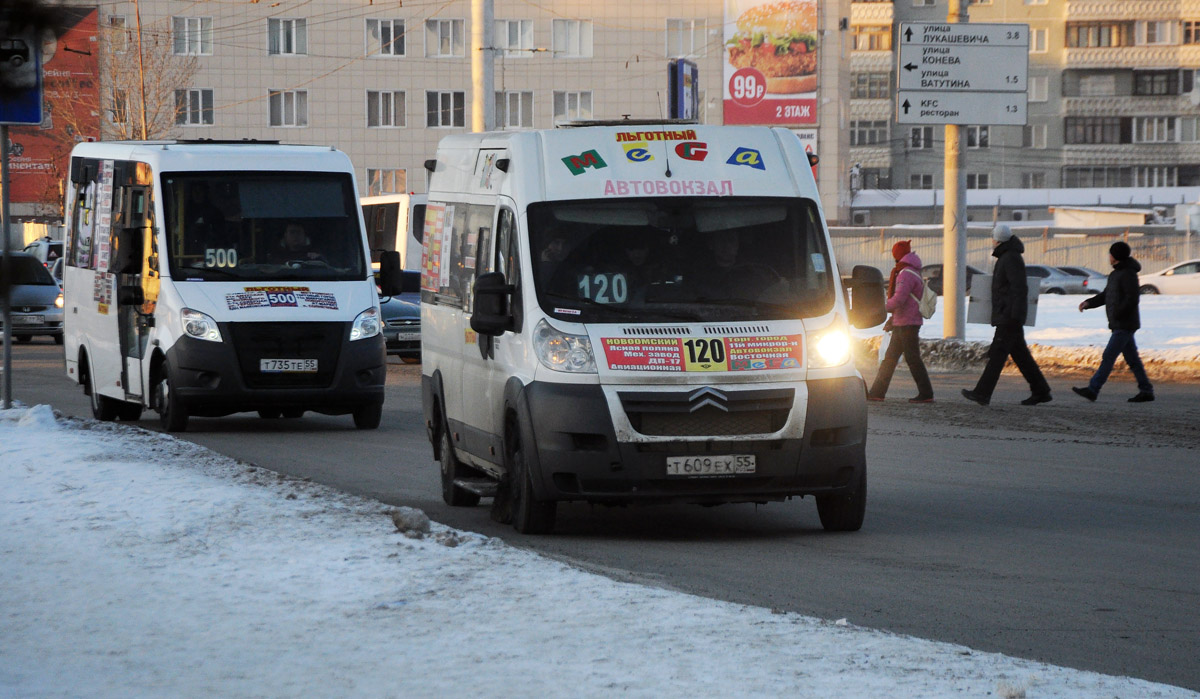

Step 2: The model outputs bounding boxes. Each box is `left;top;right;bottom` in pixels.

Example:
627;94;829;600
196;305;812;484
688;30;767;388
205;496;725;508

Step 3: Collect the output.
162;172;366;282
528;197;835;322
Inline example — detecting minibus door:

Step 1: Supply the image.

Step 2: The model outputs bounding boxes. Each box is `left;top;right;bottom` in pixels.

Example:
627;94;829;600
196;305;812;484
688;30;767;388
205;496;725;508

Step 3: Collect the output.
113;184;153;400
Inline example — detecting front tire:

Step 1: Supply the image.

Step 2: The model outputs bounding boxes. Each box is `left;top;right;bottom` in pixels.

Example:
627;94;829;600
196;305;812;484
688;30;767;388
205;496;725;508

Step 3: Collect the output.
156;362;189;432
53;335;64;345
1046;288;1065;295
510;440;556;535
816;467;867;532
1140;285;1159;295
439;428;480;507
352;403;381;429
85;356;118;422
116;402;143;422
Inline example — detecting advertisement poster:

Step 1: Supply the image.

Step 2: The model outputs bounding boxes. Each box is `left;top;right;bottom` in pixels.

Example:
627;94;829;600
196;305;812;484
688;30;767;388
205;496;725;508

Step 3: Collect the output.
723;0;818;125
9;8;100;216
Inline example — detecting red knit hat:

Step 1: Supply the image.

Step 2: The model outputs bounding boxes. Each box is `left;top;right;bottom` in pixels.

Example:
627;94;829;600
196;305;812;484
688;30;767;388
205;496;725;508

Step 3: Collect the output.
892;240;912;261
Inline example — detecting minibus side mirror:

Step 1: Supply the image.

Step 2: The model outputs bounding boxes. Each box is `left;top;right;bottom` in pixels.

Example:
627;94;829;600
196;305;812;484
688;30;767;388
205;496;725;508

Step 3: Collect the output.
118;285;145;307
377;251;403;296
471;272;513;337
845;265;887;329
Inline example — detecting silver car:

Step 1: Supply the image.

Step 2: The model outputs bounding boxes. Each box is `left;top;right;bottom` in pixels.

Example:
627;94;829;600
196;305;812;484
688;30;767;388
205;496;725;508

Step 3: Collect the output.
1025;264;1087;294
1;252;65;344
1057;265;1108;295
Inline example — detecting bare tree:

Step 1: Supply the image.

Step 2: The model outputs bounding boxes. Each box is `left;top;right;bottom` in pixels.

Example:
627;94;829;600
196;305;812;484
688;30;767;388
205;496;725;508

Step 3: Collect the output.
100;17;198;140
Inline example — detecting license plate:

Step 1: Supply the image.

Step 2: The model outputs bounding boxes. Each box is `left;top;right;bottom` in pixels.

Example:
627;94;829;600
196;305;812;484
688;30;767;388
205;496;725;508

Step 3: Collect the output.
666;454;756;477
260;358;318;373
12;315;42;325
395;332;420;341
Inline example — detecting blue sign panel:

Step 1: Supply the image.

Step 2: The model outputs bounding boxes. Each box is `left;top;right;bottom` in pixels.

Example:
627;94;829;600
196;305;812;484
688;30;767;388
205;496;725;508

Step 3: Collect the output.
668;59;700;121
0;35;43;125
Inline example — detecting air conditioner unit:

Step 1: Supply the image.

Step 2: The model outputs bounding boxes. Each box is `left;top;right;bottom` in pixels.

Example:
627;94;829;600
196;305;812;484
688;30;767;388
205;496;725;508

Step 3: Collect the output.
852;210;870;226
1012;209;1029;221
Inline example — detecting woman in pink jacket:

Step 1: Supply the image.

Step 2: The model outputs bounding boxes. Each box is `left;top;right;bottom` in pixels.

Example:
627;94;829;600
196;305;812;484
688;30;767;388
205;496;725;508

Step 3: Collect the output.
867;241;934;403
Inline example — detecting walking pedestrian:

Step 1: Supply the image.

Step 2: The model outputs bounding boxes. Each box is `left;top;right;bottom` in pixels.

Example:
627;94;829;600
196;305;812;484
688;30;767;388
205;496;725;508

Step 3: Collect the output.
1071;241;1154;403
867;240;934;403
961;224;1053;406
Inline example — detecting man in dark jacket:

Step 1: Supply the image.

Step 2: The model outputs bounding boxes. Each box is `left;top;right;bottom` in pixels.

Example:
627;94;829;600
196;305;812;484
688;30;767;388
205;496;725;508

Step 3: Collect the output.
962;224;1053;406
1071;241;1154;402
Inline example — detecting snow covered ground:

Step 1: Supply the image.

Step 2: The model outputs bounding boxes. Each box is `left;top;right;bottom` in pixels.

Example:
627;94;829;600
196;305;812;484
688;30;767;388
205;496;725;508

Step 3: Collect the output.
2;405;1196;697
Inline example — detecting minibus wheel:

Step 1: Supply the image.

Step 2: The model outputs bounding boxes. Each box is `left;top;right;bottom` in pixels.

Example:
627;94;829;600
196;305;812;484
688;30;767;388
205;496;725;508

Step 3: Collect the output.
439;429;480;507
510;440;556;535
85;355;118;422
352;403;381;429
116;402;143;422
156;362;189;432
816;467;867;532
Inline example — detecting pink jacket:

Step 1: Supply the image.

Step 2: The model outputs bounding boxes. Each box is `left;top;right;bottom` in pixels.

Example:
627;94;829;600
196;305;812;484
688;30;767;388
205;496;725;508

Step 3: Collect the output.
886;252;925;327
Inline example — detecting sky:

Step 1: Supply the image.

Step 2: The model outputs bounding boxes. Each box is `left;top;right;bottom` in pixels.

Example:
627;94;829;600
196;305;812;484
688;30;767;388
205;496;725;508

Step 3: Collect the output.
5;289;1200;699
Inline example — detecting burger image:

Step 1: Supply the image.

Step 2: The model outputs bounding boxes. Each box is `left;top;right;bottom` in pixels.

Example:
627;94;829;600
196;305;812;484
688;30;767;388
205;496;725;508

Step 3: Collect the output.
727;0;818;94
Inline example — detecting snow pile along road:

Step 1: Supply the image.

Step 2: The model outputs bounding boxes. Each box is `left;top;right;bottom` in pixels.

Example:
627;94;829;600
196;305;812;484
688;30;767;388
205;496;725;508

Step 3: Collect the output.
1;405;1193;697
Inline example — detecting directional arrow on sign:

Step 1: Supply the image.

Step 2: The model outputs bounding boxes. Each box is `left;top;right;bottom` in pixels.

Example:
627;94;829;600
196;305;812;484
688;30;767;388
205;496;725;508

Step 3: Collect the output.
905;27;914;41
902;100;911;114
904;63;917;72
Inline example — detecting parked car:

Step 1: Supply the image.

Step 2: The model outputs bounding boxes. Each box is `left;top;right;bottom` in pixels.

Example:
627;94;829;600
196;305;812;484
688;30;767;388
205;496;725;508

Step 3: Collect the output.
379;270;422;362
1139;259;1200;295
921;263;984;296
1024;264;1082;294
49;257;64;286
0;252;65;344
22;237;64;269
1057;265;1107;295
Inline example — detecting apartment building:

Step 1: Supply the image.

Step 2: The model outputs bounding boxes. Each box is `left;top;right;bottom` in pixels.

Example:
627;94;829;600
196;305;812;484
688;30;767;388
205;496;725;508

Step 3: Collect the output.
84;0;853;218
848;0;1200;221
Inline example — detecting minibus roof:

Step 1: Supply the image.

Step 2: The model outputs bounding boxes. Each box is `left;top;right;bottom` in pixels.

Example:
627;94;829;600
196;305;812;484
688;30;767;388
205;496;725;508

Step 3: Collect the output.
69;140;354;174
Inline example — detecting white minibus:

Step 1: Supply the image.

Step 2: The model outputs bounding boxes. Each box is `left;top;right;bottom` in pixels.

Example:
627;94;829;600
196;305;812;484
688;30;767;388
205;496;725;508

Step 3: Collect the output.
361;193;427;271
420;123;885;534
62;141;403;432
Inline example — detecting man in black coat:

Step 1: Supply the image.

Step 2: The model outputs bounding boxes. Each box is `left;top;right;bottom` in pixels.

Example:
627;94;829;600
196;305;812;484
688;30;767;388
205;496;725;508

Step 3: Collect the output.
962;224;1053;406
1071;241;1154;402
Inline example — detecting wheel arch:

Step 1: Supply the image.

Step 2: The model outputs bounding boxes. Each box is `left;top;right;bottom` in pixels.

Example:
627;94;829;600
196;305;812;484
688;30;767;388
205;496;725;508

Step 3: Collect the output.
502;378;549;500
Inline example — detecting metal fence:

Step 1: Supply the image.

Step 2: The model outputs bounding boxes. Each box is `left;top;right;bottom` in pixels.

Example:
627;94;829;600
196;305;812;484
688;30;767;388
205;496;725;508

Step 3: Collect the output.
830;226;1196;275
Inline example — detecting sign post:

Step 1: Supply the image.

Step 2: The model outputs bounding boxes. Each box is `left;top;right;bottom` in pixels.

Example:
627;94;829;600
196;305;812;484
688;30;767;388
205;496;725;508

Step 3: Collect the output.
896;16;1029;338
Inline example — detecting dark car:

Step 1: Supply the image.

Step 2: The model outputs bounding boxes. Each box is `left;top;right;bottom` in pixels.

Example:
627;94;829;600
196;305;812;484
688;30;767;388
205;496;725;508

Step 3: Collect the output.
379;270;421;362
921;263;984;296
0;252;65;343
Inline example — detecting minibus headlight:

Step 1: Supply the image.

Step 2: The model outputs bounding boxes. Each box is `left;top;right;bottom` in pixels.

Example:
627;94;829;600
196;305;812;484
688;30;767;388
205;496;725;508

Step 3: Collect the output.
55;293;64;309
350;307;381;341
181;308;223;343
533;319;596;374
809;317;851;369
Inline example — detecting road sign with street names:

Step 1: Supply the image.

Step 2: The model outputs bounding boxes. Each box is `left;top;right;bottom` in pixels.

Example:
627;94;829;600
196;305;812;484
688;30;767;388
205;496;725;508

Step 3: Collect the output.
896;22;1029;126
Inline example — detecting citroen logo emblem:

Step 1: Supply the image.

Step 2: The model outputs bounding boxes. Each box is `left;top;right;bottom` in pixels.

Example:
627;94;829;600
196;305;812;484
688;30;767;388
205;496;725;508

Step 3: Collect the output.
687;386;729;413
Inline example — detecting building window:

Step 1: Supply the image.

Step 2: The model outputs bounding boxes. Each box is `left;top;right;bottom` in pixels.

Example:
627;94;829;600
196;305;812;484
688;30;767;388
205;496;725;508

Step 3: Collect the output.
552;19;593;57
850;120;888;146
1133;116;1176;143
425;19;465;57
1029;76;1048;102
968;0;992;4
268;18;307;56
366;19;405;57
851;25;892;51
851;73;890;99
1139;21;1177;45
1024;0;1047;4
1078;73;1117;96
913;0;935;7
1135;166;1176;187
1186;21;1200;44
111;88;127;124
1064;116;1127;144
426;90;465;127
367;169;406;196
553;90;592;122
108;15;128;54
910;126;933;149
1063;167;1131;188
495;91;534;128
367;90;405;128
172;17;212;56
861;168;891;189
1023;123;1047;149
268;89;307;127
175;88;213;126
1021;172;1046;188
910;174;933;189
1134;71;1180;96
1066;22;1133;48
666;19;707;57
966;173;990;190
495;19;533;57
966;125;989;148
1030;28;1047;52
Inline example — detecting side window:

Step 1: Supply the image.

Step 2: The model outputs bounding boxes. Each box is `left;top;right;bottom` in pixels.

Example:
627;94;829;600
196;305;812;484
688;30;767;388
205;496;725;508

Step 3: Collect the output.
495;207;515;281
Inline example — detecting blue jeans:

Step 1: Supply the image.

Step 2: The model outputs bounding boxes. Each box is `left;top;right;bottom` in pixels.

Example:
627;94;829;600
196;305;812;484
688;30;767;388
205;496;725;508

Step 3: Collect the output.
1088;329;1153;395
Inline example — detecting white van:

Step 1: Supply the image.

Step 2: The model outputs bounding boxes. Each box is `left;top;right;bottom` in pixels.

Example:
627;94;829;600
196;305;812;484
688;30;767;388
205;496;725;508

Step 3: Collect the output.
62;141;403;432
361;193;427;271
420;123;885;534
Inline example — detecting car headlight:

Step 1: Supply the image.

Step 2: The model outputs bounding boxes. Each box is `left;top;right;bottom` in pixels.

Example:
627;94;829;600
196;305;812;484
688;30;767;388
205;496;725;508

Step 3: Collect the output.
55;293;64;309
181;308;222;342
533;319;596;373
350;307;381;341
809;316;851;369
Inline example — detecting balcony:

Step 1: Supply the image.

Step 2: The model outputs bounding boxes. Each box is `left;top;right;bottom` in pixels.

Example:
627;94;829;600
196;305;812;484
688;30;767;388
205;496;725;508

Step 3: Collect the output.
848;99;893;121
1062;94;1191;115
1066;1;1180;22
1064;45;1200;69
851;1;893;25
851;51;894;73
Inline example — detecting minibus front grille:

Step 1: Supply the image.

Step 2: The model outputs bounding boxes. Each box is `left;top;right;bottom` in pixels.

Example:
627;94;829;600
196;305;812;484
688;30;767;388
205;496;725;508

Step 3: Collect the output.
227;322;345;388
619;387;793;437
702;324;772;335
619;326;691;336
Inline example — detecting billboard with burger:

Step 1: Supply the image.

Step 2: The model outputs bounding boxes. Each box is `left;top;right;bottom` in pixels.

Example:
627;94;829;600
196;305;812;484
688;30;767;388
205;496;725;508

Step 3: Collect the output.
723;0;818;125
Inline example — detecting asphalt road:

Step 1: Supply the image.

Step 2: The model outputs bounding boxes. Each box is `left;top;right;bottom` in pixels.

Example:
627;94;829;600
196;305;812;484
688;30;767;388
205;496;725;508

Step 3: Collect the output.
6;338;1200;691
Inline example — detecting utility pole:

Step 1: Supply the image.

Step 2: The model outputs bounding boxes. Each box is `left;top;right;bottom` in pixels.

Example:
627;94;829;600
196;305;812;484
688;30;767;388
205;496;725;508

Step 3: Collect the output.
470;0;494;132
134;0;148;139
942;0;968;339
2;123;11;408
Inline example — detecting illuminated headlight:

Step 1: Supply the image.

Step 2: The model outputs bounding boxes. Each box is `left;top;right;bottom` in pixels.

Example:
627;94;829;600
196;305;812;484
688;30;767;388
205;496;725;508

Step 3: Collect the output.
533;319;596;373
350;307;381;341
55;293;64;309
181;308;222;342
809;317;851;369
